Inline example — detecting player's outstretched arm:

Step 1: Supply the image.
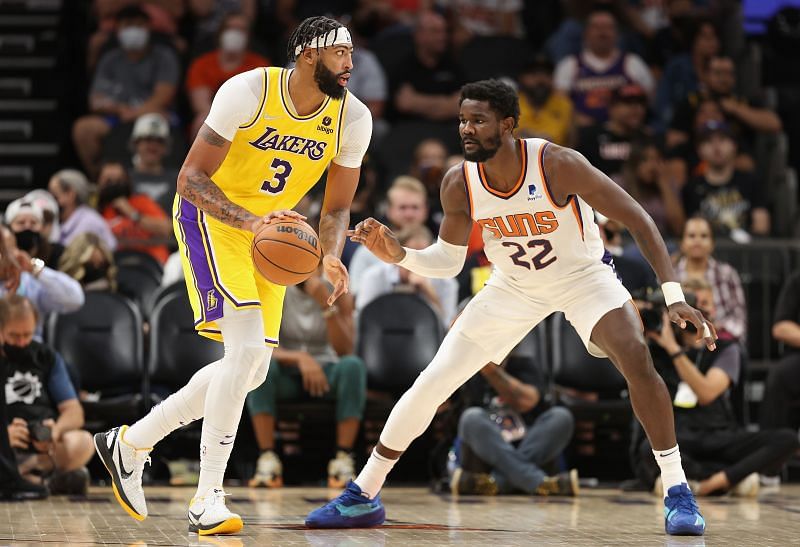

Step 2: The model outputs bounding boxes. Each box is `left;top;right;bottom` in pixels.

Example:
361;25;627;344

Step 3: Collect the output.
543;144;716;349
348;164;472;277
177;124;260;231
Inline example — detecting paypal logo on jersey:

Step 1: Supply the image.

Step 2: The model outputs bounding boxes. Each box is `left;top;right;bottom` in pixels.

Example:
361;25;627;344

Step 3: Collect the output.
249;126;328;160
528;183;543;201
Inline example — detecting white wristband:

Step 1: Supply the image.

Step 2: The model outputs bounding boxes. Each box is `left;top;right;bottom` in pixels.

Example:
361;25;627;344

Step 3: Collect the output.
662;282;685;306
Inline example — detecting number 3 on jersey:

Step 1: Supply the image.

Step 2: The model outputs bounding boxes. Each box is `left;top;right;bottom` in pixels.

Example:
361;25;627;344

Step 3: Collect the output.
260;158;292;194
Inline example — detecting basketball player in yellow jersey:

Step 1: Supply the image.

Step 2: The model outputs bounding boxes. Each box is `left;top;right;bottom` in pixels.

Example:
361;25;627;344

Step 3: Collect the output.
93;16;372;535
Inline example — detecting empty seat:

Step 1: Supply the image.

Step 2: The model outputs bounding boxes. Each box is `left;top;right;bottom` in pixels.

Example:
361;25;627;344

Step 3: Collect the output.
116;263;162;316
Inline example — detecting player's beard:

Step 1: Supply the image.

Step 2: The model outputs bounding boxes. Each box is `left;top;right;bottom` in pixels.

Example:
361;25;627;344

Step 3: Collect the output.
462;132;501;162
314;60;346;99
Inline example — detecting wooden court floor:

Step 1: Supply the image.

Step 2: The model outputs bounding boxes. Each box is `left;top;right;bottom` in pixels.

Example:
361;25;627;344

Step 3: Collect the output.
0;485;798;546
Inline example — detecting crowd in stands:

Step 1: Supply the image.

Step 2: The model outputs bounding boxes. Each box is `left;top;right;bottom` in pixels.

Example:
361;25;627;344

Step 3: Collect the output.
2;0;799;501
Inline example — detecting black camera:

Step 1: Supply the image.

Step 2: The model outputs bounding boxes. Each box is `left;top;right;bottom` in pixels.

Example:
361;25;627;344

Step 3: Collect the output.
28;420;52;442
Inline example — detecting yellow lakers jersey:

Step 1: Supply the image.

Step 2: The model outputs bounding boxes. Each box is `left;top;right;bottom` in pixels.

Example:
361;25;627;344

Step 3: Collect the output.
212;67;349;216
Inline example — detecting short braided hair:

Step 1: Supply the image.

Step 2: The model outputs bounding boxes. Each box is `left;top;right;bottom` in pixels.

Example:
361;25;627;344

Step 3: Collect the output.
286;16;345;60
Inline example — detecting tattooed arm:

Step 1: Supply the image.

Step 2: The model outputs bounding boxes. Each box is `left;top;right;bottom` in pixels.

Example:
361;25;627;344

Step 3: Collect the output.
176;124;261;230
318;162;361;305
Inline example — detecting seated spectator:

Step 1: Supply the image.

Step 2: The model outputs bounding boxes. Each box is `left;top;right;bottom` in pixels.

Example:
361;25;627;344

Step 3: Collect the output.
97;162;172;264
2;295;94;495
48;169;117;250
391;10;463;122
58;233;117;292
409;138;448;230
760;271;800;431
623;142;685;238
0;227;84;340
246;267;365;489
515;54;574;146
349;176;429;293
356;225;458;327
667;55;782;155
129;113;179;214
452;355;576;496
22;190;62;250
577;83;649;184
674;217;746;342
187;0;256;55
186;12;270;138
681;122;770;239
554;8;654;127
655;19;720;130
72;5;179;178
445;0;525;48
4;199;65;268
644;280;799;496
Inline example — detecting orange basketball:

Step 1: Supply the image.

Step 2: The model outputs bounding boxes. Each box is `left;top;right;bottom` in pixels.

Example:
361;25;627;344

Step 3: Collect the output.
252;219;321;285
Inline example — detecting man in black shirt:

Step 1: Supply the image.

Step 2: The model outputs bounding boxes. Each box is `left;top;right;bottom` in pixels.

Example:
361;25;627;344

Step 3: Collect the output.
643;280;798;496
681;121;769;239
390;11;463;123
451;354;576;496
760;271;800;430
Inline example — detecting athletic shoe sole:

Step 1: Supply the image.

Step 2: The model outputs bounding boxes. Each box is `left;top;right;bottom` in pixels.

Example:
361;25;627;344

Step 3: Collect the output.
189;516;244;535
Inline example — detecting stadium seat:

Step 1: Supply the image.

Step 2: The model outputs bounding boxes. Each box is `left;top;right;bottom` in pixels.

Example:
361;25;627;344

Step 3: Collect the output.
46;291;145;431
143;280;186;319
114;249;164;279
116;263;162;317
357;293;444;397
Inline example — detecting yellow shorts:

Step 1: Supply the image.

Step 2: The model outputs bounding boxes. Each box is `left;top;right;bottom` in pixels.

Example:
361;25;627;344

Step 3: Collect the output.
172;196;284;346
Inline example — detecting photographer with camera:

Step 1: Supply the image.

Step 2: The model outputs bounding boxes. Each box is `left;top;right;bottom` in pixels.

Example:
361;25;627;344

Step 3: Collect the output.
640;279;798;496
2;295;93;495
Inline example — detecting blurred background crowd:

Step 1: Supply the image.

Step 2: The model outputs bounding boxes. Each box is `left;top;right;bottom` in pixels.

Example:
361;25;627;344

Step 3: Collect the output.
1;0;800;500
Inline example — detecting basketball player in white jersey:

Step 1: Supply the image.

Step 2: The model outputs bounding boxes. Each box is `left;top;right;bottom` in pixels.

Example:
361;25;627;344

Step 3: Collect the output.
307;80;713;536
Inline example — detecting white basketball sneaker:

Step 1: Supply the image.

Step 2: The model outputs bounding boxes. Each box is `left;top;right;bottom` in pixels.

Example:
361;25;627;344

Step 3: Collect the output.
93;425;151;520
327;450;355;488
248;450;283;488
188;487;243;535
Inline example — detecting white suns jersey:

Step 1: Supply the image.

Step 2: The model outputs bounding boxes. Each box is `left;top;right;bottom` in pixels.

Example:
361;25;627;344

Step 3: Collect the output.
463;138;607;289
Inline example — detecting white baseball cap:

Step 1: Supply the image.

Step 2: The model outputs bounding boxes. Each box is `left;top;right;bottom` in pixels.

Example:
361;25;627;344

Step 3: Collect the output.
4;198;43;225
131;113;169;141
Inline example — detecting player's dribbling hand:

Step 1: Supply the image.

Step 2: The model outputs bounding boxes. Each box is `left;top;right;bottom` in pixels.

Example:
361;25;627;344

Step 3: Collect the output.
322;255;348;306
668;302;717;351
248;210;306;234
347;218;405;264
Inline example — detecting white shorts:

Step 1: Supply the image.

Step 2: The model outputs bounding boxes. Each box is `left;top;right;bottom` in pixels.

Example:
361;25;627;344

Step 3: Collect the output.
455;263;633;361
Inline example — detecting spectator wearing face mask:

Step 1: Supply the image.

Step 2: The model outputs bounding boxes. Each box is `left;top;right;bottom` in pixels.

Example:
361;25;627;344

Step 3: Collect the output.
72;5;180;178
129;113;179;214
185;12;270;139
47;169;117;251
22;190;61;248
516;54;574;146
4;200;64;269
96;161;172;264
0;227;84;340
58;233;118;292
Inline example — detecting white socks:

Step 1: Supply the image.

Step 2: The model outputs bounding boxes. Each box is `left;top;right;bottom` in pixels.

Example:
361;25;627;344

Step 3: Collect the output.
653;444;688;498
354;449;397;498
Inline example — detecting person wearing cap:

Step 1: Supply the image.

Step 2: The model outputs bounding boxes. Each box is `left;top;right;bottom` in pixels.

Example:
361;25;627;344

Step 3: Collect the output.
23;190;61;245
577;83;649;185
681;121;769;240
554;8;654;126
129;113;179;214
515;54;574;146
47;170;117;252
4;199;64;269
186;13;271;139
72;5;179;178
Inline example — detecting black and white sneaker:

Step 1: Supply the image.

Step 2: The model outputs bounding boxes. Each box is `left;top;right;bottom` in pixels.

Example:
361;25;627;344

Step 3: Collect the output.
188;487;243;535
93;425;151;521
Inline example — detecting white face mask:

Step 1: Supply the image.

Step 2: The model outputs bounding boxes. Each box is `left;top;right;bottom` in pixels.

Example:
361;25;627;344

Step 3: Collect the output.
220;29;247;53
118;26;149;51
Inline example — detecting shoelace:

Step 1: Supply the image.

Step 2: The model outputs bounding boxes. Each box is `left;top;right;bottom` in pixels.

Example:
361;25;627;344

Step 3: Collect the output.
671;491;699;515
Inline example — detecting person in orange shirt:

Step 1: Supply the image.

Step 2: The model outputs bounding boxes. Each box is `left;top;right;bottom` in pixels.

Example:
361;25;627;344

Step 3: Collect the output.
96;161;172;264
186;13;271;138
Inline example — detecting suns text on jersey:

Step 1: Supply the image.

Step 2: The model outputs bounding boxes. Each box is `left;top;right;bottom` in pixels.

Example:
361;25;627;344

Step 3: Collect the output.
477;211;560;239
249;126;328;160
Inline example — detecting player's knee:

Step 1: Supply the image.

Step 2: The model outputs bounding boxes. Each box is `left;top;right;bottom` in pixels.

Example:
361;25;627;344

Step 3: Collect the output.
547;406;575;434
337;356;366;383
226;343;268;400
247;354;272;391
458;407;488;438
614;339;654;379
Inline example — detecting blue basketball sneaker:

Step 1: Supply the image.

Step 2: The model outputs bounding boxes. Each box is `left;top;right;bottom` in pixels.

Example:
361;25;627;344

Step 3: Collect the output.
305;481;385;528
664;483;705;536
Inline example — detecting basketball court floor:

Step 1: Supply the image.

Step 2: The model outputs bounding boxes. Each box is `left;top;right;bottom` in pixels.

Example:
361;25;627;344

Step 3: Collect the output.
1;485;798;546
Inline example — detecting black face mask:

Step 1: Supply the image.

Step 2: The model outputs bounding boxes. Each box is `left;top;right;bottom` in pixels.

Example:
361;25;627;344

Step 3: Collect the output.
524;83;551;107
98;181;131;210
82;264;108;284
14;229;41;253
3;343;31;363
